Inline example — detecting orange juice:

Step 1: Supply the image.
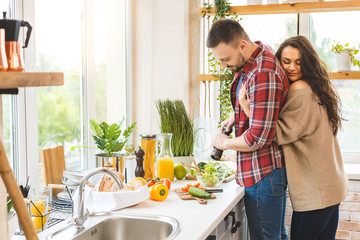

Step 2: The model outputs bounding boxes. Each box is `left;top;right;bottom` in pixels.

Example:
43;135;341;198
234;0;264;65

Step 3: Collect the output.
157;158;174;181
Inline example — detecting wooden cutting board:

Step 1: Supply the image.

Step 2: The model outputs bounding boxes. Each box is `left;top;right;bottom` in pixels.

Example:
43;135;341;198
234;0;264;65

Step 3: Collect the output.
41;145;66;195
185;173;235;183
174;188;216;204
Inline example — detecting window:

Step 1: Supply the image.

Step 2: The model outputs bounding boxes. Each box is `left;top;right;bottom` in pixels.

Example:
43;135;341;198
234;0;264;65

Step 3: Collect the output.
35;0;85;184
241;14;297;50
23;0;129;184
309;11;360;160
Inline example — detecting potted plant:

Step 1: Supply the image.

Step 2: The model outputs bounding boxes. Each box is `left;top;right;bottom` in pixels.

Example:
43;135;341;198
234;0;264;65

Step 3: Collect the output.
331;42;359;72
156;99;194;165
90;118;136;171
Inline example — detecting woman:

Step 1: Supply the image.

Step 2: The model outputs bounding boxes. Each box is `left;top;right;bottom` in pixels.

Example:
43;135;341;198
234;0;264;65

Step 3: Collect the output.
239;35;348;240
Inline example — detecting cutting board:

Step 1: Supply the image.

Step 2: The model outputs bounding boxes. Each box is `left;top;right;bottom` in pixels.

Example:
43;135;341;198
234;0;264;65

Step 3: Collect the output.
185;173;235;183
174;188;216;204
41;145;66;195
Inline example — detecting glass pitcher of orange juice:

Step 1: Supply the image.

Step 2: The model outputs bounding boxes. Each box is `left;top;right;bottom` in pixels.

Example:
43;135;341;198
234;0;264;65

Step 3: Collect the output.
156;133;174;181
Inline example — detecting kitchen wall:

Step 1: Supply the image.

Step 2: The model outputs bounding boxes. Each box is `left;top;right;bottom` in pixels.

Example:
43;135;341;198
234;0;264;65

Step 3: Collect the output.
285;179;360;239
130;0;200;145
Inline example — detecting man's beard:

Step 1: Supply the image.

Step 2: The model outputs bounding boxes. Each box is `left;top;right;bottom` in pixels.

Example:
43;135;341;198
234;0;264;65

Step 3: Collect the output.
229;54;246;73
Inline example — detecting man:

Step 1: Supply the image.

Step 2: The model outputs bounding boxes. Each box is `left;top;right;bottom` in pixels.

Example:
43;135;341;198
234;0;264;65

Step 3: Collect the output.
209;19;289;239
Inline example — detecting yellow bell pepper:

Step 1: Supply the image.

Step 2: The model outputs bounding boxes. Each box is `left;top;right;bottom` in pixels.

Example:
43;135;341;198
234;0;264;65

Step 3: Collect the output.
149;183;168;201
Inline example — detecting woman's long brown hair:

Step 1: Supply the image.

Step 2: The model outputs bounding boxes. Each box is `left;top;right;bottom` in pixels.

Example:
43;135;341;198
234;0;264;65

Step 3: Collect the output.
276;35;343;135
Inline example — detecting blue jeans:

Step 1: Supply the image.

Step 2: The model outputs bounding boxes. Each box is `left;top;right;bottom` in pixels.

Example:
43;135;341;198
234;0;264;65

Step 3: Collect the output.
245;168;289;240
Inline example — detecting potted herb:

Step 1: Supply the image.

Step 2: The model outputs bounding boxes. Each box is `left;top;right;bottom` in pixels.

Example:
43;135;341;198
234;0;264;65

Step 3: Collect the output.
73;117;136;170
90;118;136;170
156;99;194;165
331;42;359;71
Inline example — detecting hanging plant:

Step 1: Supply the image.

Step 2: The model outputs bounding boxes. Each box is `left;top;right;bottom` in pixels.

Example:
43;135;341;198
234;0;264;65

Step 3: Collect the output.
202;0;242;126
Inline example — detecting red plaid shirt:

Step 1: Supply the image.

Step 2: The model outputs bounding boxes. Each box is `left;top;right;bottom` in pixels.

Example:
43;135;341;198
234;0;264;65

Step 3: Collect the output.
231;41;289;187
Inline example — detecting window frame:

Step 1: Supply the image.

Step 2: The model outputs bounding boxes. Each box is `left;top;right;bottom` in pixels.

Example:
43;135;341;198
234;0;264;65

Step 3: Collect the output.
16;0;131;186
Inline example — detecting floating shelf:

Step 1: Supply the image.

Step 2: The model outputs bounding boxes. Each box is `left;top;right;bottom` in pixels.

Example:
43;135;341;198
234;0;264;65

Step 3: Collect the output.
199;1;360;16
199;72;360;82
0;72;63;89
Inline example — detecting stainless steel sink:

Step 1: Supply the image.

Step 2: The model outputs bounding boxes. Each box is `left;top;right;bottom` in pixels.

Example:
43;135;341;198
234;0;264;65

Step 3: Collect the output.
47;213;180;240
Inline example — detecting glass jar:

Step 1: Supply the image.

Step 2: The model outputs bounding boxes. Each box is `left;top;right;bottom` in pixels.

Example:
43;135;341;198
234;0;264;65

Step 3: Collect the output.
140;134;157;180
156;133;174;181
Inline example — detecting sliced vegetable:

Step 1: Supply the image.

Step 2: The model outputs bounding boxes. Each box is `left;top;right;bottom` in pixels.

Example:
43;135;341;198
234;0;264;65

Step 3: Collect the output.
188;186;211;199
181;181;202;192
149;183;168;201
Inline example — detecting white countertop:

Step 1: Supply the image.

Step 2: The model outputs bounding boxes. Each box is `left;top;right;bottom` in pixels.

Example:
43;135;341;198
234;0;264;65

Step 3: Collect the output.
12;179;245;240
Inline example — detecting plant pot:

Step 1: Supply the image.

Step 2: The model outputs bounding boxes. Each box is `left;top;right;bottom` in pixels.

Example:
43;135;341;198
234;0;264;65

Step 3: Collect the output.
247;0;262;5
95;153;125;174
335;52;351;72
173;156;192;166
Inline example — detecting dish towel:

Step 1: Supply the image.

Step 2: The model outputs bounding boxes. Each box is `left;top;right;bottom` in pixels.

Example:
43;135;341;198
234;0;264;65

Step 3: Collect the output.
73;185;150;213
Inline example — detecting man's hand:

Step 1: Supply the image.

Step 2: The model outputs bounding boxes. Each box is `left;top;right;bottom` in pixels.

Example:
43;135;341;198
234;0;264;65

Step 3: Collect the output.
212;131;230;151
220;116;235;133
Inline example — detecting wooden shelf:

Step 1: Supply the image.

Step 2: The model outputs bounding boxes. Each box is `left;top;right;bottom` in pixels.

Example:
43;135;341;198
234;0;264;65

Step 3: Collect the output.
199;72;360;81
0;72;63;89
199;1;360;16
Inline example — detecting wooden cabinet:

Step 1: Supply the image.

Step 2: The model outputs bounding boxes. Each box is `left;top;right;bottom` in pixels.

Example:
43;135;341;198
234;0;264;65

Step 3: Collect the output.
206;197;249;240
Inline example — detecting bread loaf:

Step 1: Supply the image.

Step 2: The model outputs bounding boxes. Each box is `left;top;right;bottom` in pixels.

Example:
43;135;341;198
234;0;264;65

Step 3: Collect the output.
96;172;125;192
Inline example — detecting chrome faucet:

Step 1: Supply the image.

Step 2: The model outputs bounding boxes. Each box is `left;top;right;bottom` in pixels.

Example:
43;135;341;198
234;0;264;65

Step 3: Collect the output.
72;167;124;229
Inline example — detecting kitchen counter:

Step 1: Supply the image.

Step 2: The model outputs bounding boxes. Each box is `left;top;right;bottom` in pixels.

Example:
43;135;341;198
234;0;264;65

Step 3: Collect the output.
12;178;245;240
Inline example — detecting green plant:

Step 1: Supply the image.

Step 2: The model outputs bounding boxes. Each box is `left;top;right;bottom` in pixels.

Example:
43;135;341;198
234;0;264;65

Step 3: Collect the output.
90;118;136;157
72;117;136;157
331;41;360;67
202;0;242;125
156;99;194;157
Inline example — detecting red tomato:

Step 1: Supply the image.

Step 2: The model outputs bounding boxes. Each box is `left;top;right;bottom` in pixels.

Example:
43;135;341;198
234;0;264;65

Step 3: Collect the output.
159;178;171;190
146;180;157;188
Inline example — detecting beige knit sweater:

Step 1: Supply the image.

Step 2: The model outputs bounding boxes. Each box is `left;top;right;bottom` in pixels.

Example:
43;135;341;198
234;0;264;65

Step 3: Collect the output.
275;87;348;212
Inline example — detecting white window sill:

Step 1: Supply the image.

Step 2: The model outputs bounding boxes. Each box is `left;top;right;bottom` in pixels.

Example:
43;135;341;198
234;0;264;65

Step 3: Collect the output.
344;163;360;180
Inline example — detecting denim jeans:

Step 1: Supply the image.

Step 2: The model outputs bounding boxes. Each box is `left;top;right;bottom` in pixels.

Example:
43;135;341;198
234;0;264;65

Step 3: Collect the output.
244;168;289;240
291;204;340;240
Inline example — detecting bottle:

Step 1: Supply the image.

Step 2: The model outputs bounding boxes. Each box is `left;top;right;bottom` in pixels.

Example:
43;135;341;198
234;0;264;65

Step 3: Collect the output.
134;146;145;178
140;134;157;180
211;126;233;160
156;133;174;181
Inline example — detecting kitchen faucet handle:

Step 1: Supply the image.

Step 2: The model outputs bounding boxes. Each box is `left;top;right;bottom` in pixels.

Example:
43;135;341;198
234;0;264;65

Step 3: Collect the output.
69;208;90;228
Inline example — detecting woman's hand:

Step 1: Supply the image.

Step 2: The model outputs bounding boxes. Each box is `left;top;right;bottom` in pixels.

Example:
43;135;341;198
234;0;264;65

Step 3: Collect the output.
239;85;250;117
